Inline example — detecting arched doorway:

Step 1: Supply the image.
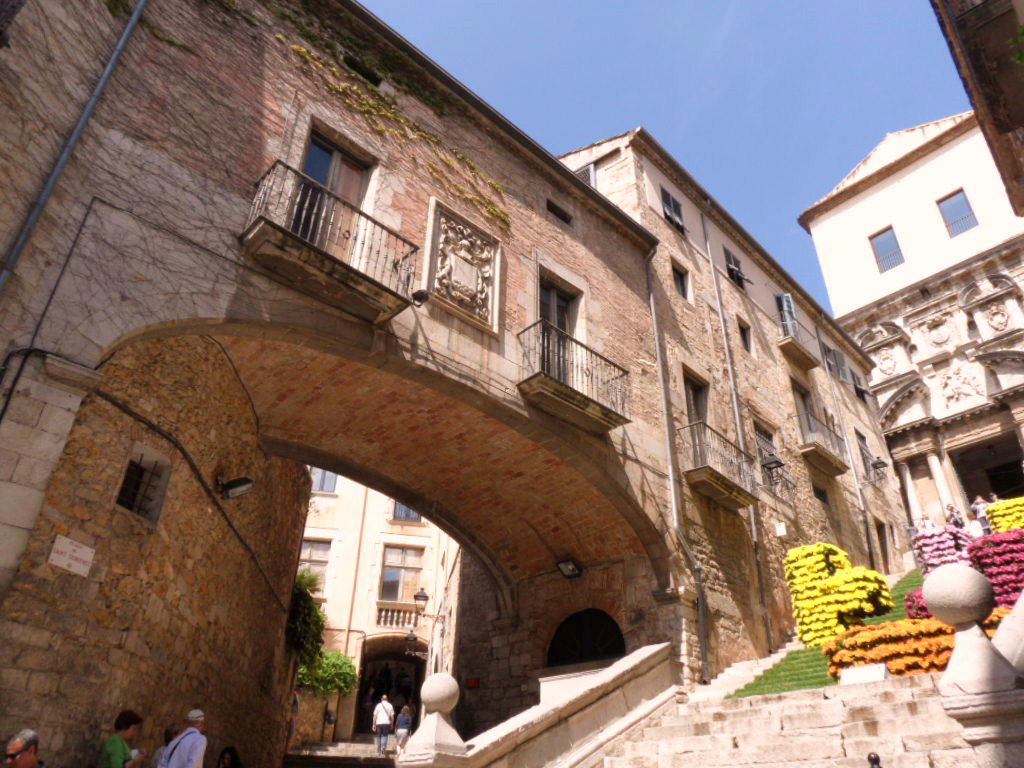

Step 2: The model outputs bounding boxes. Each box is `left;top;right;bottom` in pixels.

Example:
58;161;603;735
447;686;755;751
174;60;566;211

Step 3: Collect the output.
356;634;425;735
546;608;626;668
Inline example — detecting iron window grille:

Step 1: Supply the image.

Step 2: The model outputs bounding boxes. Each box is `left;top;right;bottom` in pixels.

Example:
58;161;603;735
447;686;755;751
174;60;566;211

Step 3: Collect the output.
937;189;978;237
869;227;904;273
392;502;422;523
115;453;167;521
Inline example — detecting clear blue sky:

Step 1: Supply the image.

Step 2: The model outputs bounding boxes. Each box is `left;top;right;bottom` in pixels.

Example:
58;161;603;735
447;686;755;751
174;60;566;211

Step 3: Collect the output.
360;1;970;314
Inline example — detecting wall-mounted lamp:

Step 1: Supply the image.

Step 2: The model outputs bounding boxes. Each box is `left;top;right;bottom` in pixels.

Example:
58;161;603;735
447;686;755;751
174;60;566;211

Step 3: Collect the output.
217;476;254;500
870;457;888;472
411;289;430;307
404;629;428;660
761;453;785;472
413;587;429;613
556;559;583;579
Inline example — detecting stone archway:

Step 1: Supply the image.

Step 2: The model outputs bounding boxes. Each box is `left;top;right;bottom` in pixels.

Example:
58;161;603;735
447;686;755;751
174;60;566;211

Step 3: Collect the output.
546;608;626;668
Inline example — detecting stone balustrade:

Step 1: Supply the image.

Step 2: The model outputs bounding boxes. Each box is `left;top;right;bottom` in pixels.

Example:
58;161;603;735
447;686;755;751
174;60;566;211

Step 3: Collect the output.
924;563;1024;767
399;643;674;768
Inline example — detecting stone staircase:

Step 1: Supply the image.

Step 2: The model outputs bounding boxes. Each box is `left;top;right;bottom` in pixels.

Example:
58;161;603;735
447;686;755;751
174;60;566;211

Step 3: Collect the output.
601;673;976;768
686;639;804;704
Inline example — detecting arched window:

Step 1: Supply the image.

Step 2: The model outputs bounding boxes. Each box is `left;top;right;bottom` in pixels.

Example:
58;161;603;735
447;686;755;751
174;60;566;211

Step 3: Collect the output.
546;608;625;667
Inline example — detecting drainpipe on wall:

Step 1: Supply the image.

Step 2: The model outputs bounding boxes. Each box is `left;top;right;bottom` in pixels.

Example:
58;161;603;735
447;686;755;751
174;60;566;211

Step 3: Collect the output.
645;244;711;685
698;207;774;654
343;484;371;656
815;320;877;571
0;0;151;293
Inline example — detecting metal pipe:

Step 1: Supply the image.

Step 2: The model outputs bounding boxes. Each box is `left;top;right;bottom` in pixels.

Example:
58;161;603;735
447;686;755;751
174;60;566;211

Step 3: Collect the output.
644;244;710;685
343;483;371;656
699;207;774;653
0;0;151;293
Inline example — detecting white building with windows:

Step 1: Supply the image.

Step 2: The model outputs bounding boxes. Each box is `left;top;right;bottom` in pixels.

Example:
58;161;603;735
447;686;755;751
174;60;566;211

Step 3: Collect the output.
803;112;1024;526
295;469;461;744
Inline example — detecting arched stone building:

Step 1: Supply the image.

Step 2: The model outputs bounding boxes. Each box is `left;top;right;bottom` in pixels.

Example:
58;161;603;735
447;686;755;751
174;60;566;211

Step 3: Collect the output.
0;0;907;763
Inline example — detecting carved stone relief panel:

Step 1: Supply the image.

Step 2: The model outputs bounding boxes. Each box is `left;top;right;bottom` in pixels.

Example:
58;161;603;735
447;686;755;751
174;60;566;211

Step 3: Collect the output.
876;346;897;377
984;301;1011;333
925;315;952;348
939;362;984;406
428;203;501;333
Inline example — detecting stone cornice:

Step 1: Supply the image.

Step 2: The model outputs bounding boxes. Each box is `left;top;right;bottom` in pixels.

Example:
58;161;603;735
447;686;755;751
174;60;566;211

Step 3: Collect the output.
940;400;998;426
884;415;937;439
837;233;1024;327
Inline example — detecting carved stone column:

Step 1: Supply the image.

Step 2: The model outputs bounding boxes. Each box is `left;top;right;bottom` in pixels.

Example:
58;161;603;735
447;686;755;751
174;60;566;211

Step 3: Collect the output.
895;460;923;525
926;450;955;513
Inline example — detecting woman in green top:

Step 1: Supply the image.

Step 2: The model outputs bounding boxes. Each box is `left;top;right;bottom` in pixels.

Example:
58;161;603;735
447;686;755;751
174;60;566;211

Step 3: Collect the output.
101;710;147;768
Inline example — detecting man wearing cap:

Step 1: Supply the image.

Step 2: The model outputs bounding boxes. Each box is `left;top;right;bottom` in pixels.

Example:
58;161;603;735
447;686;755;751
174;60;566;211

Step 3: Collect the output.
160;711;206;768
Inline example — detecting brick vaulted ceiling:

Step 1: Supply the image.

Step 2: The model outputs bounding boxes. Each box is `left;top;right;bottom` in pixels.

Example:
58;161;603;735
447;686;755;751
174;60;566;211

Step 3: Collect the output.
215;335;659;605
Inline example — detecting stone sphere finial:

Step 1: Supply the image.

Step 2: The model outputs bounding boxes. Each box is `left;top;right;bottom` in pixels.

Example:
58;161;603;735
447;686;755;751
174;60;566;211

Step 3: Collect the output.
420;673;460;714
922;563;994;626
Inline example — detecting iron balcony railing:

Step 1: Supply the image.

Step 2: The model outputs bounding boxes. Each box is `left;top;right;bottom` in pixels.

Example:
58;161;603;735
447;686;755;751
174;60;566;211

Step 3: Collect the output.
945;211;978;237
799;412;847;461
679;421;758;497
778;312;820;360
518;320;629;417
874;249;904;273
247;160;419;298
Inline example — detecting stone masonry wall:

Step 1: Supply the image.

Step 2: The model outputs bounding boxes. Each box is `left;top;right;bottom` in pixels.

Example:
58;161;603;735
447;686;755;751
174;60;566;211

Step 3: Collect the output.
453;552;678;737
0;336;309;768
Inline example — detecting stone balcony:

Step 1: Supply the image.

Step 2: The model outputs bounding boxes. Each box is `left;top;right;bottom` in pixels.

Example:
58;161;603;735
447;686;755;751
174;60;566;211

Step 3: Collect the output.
798;413;850;477
679;421;758;511
517;320;630;434
239;161;420;324
777;316;820;371
376;600;421;629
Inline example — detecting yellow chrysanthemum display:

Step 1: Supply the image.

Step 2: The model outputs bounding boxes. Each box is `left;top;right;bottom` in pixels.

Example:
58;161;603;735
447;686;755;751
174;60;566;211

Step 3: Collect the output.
985;497;1024;534
783;542;892;646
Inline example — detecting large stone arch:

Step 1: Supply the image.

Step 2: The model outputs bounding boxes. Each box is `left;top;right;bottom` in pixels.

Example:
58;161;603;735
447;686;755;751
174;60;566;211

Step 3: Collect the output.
21;200;673;606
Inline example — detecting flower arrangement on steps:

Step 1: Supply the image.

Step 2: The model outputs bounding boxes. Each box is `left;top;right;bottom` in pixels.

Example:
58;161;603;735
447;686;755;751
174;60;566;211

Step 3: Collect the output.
823;608;1008;680
985;497;1024;533
968;529;1024;608
784;542;892;647
911;525;972;574
904;587;931;619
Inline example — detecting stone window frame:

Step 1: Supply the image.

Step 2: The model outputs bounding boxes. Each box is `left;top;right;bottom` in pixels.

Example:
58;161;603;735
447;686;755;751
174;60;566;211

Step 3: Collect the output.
114;441;172;524
737;317;752;354
299;538;332;599
671;261;689;301
421;197;504;336
379;543;425;603
299;117;381;215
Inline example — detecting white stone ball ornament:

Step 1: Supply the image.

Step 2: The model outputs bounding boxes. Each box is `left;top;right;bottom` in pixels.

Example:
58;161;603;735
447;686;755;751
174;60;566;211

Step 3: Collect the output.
420;672;460;714
922;563;994;626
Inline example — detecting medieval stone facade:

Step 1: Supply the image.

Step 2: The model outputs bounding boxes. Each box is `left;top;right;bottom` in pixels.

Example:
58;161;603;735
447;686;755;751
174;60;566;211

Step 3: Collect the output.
0;0;908;761
804;114;1024;526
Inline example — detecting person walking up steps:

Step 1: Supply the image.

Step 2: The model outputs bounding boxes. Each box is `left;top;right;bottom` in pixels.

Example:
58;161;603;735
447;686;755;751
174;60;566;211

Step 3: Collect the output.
372;695;394;755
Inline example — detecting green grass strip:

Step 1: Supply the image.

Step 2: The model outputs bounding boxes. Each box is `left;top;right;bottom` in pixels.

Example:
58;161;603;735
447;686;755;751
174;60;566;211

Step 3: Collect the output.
727;569;922;699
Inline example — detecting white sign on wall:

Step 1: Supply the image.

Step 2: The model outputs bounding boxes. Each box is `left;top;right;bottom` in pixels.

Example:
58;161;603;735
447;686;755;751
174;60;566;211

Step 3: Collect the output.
48;535;95;577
